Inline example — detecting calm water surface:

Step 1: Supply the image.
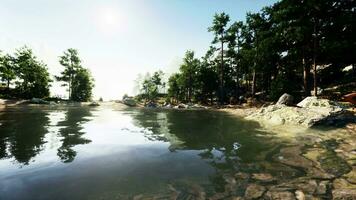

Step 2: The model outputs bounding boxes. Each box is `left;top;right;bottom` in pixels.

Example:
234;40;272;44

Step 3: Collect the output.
0;105;297;199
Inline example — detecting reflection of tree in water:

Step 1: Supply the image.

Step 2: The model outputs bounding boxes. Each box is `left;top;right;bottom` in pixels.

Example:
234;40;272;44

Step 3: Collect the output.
0;107;49;165
57;107;92;163
129;109;277;193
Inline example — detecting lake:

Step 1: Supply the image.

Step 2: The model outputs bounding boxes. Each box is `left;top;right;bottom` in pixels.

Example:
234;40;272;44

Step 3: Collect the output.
0;104;342;199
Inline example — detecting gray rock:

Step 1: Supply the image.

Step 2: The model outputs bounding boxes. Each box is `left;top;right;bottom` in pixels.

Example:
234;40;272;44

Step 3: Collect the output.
88;101;100;106
251;173;275;183
276;93;294;106
145;102;157;108
294;190;305;200
244;184;266;200
332;189;356;200
316;181;329;195
29;98;50;104
122;97;136;107
247;97;352;127
264;191;296;200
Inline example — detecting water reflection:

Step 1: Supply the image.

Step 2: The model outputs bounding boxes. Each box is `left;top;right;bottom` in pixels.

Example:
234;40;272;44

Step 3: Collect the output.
128;109;280;194
57;107;92;163
0;108;49;165
0;106;93;165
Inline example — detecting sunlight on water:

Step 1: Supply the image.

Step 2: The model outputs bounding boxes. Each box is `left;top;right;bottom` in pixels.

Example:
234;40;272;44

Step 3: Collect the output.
0;105;307;199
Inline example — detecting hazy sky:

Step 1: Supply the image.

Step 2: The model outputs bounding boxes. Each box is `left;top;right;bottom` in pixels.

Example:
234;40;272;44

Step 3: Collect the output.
0;0;277;100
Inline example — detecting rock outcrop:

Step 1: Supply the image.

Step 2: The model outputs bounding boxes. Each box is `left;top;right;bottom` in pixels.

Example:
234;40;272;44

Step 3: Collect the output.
246;96;355;127
276;93;294;106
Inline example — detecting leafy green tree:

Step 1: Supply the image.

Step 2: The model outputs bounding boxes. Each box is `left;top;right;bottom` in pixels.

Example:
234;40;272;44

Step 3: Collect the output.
209;12;230;104
141;70;165;102
57;48;94;101
56;48;82;100
0;53;16;90
71;68;94;102
167;73;182;103
179;50;200;102
14;46;51;98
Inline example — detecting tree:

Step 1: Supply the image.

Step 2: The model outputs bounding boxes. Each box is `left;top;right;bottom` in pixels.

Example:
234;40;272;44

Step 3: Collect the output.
71;68;94;102
14;46;51;98
209;12;230;104
180;50;200;102
140;70;165;102
226;21;244;99
57;48;94;101
0;53;16;90
56;48;82;100
167;73;182;103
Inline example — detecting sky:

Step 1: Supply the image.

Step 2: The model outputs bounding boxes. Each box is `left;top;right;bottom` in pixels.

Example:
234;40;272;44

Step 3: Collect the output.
0;0;277;100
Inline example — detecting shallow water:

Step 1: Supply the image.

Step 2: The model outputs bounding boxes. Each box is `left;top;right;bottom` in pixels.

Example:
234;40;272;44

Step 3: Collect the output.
0;105;325;199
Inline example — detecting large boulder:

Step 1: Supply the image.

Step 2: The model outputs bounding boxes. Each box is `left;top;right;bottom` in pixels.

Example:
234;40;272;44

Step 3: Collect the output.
122;97;136;107
247;97;354;127
276;93;294;106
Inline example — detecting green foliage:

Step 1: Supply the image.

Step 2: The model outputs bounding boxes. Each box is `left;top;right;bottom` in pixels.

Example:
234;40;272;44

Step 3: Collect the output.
0;46;51;98
165;0;355;104
57;49;94;101
140;71;165;102
0;53;16;89
71;68;94;102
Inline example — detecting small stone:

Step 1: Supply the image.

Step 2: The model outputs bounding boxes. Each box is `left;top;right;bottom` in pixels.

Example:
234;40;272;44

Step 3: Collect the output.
235;172;250;180
244;184;266;200
333;178;356;189
208;192;228;200
133;194;143;200
316;181;329;195
265;191;296;200
295;190;305;200
295;180;317;194
251;173;275;183
343;167;356;184
332;189;356;200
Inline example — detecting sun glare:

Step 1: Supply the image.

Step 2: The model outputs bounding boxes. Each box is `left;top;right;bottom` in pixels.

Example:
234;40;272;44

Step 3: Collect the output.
96;7;122;33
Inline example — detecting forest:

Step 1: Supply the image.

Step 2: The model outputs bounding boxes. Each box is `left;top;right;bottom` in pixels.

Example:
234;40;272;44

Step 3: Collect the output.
139;0;355;104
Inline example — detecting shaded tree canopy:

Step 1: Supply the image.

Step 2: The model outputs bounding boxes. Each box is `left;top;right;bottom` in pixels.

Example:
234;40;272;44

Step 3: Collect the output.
164;0;355;104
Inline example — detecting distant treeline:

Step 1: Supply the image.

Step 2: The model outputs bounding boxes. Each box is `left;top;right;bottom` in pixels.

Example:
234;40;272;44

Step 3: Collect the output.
0;47;94;101
147;0;354;104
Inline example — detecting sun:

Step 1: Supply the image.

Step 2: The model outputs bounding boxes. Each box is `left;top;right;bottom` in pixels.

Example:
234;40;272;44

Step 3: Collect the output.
102;10;118;27
95;7;122;33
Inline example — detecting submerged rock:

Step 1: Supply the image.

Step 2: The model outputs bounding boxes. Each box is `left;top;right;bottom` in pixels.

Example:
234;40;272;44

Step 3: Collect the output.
332;178;356;199
251;173;275;183
294;190;305;200
264;191;296;200
244;184;266;199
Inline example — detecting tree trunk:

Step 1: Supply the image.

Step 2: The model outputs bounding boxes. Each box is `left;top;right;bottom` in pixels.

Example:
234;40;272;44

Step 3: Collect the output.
302;56;310;96
7;79;10;90
219;37;224;104
313;22;317;97
251;69;256;96
235;66;239;99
